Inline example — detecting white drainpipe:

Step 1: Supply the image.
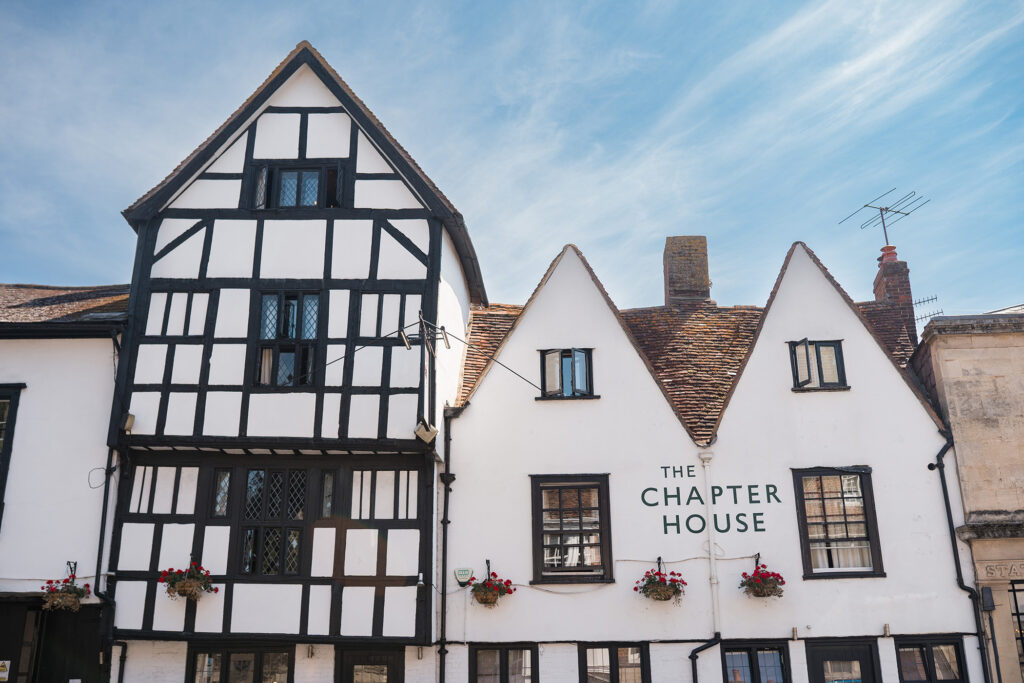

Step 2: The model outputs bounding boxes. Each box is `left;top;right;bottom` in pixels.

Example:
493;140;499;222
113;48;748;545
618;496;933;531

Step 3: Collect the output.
699;450;721;634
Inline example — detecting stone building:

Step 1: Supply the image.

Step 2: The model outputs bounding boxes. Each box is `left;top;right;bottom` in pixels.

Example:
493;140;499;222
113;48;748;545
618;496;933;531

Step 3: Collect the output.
914;310;1024;683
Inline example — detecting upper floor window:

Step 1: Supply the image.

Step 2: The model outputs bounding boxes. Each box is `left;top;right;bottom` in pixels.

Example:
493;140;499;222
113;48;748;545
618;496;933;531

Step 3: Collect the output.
539;348;594;399
251;163;341;209
531;475;612;583
0;385;24;531
256;292;319;388
240;468;307;576
793;468;884;578
788;339;847;390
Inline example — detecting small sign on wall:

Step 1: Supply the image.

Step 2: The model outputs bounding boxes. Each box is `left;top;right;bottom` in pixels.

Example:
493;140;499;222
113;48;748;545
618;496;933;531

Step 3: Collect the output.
454;568;473;587
0;660;9;682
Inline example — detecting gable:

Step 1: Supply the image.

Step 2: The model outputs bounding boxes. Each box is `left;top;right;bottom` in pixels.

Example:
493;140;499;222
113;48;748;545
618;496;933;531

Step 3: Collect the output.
462;246;690;437
124;41;486;304
716;243;942;441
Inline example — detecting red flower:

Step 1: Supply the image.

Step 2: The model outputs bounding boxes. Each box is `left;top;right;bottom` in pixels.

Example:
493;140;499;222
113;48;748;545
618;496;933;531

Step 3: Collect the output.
491;572;497;578
634;586;639;591
214;587;220;593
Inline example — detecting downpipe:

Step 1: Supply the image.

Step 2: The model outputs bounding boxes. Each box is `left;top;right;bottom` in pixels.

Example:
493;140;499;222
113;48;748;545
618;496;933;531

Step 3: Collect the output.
114;641;128;683
438;406;463;683
929;431;992;683
690;633;722;683
94;447;118;680
690;449;722;683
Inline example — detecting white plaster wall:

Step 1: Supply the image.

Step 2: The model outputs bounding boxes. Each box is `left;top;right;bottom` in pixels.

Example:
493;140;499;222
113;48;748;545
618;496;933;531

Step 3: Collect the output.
150;229;204;279
332;220;373;279
434;228;471;447
207;133;247;173
232;583;302;633
266;64;342;108
378;229;427;279
207;219;256;278
306;112;351;158
340;585;375;635
253;112;300;159
446;244;978;652
168;179;241;209
307;584;332;635
0;338;116;593
215;289;251;338
112;640;187;683
202;525;231;574
294;643;335;682
354;180;423;209
356;130;393;173
204;391;242;436
153;218;200;254
247;393;316;437
260;219;326;279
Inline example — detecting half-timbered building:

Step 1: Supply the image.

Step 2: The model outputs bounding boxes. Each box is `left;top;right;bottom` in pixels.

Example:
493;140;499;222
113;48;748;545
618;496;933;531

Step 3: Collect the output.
444;239;985;683
106;42;483;682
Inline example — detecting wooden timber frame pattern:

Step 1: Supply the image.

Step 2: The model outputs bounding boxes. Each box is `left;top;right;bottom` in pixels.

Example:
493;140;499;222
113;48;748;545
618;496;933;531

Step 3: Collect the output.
103;44;478;653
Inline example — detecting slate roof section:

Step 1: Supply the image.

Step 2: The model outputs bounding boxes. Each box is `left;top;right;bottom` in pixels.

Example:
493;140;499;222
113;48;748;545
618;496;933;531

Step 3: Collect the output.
457;242;935;443
0;284;129;324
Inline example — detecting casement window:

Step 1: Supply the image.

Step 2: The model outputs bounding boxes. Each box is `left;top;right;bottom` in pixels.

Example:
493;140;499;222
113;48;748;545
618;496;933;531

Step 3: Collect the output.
895;640;964;683
793;468;884;578
240;468;307;576
723;645;790;683
470;645;538;683
256;292;319;387
211;469;231;517
251;163;341;210
578;645;650;683
787;339;847;389
539;348;595;398
0;385;24;531
531;475;613;583
190;645;292;683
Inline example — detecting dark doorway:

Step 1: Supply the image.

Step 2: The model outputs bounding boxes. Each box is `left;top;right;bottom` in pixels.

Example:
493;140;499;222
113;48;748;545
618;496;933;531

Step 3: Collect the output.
0;602;102;683
338;649;405;683
806;642;879;683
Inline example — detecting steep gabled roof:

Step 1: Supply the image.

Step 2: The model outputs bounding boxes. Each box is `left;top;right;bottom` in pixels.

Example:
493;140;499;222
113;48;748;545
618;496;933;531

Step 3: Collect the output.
123;41;486;305
710;242;944;436
458;241;941;444
458;244;701;440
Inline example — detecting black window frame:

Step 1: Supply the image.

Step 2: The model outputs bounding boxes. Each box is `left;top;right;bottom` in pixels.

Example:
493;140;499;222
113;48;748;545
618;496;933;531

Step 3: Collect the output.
538;348;598;400
577;643;651;683
792;467;885;579
787;339;848;391
0;383;25;532
469;643;539;683
187;642;294;683
248;160;343;210
229;467;312;578
894;637;966;683
253;290;322;390
211;468;232;517
721;641;792;683
530;474;613;584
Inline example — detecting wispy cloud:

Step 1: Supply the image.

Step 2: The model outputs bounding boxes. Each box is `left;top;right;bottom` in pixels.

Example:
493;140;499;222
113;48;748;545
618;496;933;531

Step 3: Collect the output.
0;0;1021;313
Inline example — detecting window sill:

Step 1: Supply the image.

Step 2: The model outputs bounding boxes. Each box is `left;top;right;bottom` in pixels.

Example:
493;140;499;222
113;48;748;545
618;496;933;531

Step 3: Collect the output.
802;571;885;580
530;576;614;585
535;395;601;401
791;385;851;393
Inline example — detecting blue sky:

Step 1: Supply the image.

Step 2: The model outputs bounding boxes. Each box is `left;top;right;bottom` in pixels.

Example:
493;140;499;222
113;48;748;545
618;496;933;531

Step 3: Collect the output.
1;0;1021;314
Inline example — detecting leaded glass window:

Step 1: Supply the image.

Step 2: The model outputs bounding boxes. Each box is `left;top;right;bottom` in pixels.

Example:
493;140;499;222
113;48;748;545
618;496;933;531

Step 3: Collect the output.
256;292;318;388
581;646;646;683
724;646;789;683
896;642;963;683
191;648;291;683
0;399;9;448
277;170;319;207
239;468;308;576
212;469;231;517
472;646;536;683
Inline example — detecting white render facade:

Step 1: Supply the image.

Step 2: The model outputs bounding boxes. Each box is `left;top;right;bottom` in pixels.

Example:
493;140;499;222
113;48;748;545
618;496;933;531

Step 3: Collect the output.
442;243;985;683
0;42;992;683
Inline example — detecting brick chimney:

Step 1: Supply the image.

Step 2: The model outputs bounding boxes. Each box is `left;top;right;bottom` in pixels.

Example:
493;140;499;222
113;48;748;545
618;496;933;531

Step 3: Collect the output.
873;245;917;345
664;236;711;305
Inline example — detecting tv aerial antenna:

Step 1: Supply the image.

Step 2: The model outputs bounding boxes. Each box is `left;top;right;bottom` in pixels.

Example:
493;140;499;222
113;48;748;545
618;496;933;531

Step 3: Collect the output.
838;188;929;245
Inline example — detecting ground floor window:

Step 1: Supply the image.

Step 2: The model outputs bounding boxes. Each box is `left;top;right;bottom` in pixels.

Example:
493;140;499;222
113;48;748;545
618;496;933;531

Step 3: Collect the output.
805;641;879;683
579;644;649;683
470;644;537;682
1012;582;1024;679
895;639;963;683
190;645;292;683
723;644;789;683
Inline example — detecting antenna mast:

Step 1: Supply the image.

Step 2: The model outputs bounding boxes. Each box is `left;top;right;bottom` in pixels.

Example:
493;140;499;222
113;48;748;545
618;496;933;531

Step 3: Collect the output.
838;188;930;246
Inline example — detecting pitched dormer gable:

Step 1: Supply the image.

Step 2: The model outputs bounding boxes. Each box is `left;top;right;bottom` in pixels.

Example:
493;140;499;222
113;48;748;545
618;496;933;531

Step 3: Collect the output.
459;245;695;439
124;41;485;305
714;242;943;442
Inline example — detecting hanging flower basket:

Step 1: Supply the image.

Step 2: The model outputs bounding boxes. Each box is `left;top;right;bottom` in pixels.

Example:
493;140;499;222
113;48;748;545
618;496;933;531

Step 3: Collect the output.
740;563;785;598
160;562;218;602
40;573;90;612
468;571;516;607
634;568;685;603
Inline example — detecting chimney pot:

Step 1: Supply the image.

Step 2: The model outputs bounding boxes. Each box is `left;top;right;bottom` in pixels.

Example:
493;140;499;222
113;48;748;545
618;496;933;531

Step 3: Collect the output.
664;236;711;305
